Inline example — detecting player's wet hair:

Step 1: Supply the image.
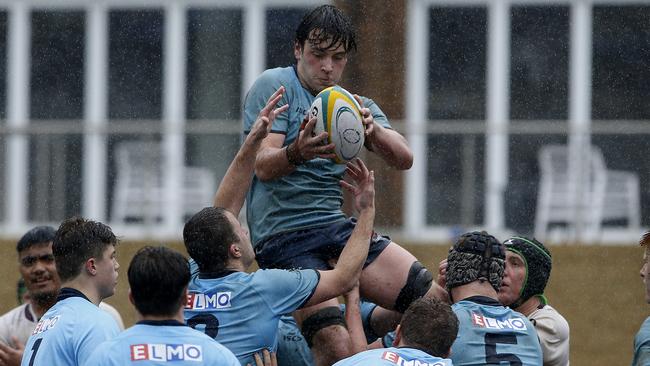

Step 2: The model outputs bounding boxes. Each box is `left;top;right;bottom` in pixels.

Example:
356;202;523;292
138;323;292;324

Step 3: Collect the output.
53;217;118;282
295;5;357;53
503;236;552;308
16;226;56;253
128;246;190;317
183;207;239;273
400;297;458;358
446;231;505;293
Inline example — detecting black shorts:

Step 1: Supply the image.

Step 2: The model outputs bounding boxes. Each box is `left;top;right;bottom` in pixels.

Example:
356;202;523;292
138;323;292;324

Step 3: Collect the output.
255;218;391;270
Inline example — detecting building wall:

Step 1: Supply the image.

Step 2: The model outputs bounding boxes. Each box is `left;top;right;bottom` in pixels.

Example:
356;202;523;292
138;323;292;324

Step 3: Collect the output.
0;240;644;365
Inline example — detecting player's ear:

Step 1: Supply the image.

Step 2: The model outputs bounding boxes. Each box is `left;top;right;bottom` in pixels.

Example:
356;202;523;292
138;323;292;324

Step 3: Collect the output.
229;243;241;259
128;289;135;306
294;41;303;60
85;258;97;275
393;324;402;346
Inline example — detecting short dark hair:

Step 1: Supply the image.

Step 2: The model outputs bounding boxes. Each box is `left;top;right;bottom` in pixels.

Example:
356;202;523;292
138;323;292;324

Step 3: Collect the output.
295;5;357;53
183;207;238;273
53;217;118;282
400;297;458;357
16;226;56;253
128;246;190;317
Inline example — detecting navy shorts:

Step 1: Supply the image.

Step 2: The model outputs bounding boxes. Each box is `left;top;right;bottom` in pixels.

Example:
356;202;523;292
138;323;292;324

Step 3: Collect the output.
255;218;391;271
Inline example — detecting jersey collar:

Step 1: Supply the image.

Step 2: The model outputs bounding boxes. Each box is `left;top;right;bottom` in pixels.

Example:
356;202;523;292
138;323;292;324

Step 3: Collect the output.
56;287;91;303
137;320;186;327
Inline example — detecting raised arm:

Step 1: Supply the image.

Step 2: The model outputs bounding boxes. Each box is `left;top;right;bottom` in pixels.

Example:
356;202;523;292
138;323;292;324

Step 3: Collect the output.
254;116;337;181
303;158;375;307
213;87;288;216
354;95;413;170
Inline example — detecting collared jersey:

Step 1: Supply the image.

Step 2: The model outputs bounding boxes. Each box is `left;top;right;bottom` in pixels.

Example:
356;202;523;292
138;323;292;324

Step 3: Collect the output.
20;288;120;366
529;304;570;366
243;66;392;245
0;302;123;348
332;347;453;366
184;260;319;365
633;316;650;366
87;320;240;366
451;296;542;366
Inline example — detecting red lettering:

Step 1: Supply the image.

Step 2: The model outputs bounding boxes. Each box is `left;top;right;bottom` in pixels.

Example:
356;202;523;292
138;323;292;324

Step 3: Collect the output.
185;294;195;309
382;351;399;363
130;344;149;361
471;313;485;327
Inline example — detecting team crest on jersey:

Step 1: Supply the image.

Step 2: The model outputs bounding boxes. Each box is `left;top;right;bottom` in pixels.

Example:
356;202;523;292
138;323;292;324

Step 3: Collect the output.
185;291;232;310
130;343;203;362
32;315;60;335
381;351;447;366
470;312;528;331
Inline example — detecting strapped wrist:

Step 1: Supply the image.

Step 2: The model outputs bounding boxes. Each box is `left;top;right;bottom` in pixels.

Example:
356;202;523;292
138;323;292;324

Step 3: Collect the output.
286;141;306;166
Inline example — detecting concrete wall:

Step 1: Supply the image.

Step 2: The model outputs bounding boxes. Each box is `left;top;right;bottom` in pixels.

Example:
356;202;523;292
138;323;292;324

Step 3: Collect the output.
0;240;644;365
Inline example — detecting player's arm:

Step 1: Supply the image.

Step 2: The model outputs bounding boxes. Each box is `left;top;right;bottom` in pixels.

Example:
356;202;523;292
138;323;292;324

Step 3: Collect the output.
343;283;368;354
354;95;413;170
254;117;336;181
214;87;288;215
303;158;375;307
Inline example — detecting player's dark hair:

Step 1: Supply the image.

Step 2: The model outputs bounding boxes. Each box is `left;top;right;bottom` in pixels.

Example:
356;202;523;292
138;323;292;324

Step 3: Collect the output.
128;246;190;317
16;226;56;253
295;5;357;53
183;207;238;273
399;297;458;358
53;217;118;282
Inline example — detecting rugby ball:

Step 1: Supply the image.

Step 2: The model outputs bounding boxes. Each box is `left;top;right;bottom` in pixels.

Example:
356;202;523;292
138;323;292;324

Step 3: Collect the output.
309;86;365;163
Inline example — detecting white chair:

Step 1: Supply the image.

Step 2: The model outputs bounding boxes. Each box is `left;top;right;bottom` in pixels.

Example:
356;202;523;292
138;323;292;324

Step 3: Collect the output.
534;144;640;241
111;141;215;224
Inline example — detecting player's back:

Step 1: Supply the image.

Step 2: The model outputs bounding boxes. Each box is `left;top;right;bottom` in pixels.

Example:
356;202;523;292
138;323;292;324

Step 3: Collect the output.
184;261;318;365
21;292;119;366
333;347;452;366
451;297;542;366
87;321;240;366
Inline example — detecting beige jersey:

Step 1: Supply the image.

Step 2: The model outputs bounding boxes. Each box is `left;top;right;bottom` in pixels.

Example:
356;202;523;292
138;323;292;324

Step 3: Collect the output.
0;301;124;347
529;304;570;366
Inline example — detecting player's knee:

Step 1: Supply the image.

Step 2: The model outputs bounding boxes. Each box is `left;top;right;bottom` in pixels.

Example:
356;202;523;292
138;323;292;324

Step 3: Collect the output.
394;261;433;313
301;306;347;348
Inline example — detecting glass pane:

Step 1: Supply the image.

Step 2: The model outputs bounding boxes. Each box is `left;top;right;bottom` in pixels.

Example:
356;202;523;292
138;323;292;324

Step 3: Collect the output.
510;6;569;120
592;135;650;227
0;12;7;121
426;134;484;226
507;135;567;234
266;8;308;69
28;134;83;221
31;11;84;120
186;9;242;120
593;6;650;119
109;10;163;120
428;7;486;120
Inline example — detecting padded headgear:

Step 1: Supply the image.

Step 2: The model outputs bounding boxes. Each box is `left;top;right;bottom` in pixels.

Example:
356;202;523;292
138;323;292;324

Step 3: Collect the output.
503;236;552;308
446;231;505;292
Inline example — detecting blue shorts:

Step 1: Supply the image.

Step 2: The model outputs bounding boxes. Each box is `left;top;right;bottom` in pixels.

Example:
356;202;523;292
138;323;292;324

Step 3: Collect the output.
255;218;391;271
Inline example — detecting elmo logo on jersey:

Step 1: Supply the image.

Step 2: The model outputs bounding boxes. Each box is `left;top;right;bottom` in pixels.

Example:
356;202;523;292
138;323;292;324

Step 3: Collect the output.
381;351;446;366
32;315;60;335
185;291;232;310
470;312;527;331
130;343;203;362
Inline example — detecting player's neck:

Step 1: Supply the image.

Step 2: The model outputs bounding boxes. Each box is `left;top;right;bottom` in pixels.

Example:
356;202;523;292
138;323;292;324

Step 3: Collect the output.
138;308;184;323
450;281;498;303
225;259;247;273
514;296;542;316
31;297;56;318
61;279;102;305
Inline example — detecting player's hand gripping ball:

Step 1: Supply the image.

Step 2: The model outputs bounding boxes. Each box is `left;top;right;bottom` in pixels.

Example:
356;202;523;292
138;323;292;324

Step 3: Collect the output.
309;86;365;163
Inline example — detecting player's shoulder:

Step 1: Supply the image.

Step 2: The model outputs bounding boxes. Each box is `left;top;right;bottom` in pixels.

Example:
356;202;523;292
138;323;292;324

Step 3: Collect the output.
252;268;317;283
253;66;297;91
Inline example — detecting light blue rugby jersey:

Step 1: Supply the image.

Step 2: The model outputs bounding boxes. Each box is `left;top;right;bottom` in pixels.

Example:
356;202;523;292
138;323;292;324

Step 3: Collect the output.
451;297;542;366
87;320;240;366
184;259;319;366
276;315;314;366
333;347;453;366
243;66;392;246
21;288;120;366
633;316;650;366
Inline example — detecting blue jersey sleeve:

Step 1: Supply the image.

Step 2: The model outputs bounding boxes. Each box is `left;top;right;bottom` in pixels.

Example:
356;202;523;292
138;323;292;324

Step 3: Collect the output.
359;96;392;129
254;269;319;315
243;70;290;135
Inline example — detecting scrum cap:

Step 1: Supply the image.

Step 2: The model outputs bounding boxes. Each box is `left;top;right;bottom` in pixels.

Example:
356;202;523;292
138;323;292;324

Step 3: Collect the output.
446;231;505;293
